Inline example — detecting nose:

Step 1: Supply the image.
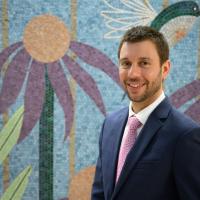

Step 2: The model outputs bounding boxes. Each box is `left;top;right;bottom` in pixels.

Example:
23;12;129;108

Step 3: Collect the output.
127;64;141;78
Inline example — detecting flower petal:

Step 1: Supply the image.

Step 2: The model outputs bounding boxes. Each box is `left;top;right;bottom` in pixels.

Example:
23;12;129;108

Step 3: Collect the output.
69;41;120;86
63;55;106;115
19;60;45;142
0;48;30;113
0;42;23;71
47;61;74;140
169;80;200;108
184;99;200;123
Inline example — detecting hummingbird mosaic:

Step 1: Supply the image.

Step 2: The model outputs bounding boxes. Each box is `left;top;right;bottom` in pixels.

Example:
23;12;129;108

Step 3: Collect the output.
101;0;200;46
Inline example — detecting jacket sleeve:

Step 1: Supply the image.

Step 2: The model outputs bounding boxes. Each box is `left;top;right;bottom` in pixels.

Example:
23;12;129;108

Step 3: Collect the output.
173;127;200;200
91;121;105;200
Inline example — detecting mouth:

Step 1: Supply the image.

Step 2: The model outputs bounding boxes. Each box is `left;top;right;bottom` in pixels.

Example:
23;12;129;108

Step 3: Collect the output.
127;82;145;89
128;83;141;88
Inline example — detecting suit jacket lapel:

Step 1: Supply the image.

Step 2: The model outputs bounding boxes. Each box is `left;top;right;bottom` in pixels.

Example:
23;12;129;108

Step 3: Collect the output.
112;98;172;199
106;108;129;196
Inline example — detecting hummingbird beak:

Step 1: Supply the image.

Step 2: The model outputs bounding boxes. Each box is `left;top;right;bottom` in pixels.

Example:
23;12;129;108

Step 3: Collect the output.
197;8;200;16
197;6;200;16
194;3;200;16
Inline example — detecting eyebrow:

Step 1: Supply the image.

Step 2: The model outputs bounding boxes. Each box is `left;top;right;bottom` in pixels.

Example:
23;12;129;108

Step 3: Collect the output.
139;57;152;61
119;58;129;63
119;57;152;62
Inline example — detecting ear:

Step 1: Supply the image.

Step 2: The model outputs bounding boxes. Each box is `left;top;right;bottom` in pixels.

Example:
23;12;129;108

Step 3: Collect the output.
161;59;170;81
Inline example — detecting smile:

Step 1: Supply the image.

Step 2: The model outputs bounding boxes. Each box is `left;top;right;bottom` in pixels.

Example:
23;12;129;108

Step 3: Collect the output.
128;83;140;88
127;82;145;89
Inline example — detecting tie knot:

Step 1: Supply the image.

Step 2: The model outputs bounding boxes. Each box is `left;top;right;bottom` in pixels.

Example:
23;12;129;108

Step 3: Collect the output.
127;116;141;131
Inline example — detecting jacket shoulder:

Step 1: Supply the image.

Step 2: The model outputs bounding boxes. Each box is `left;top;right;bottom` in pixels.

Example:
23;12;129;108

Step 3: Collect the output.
165;107;200;138
105;107;128;122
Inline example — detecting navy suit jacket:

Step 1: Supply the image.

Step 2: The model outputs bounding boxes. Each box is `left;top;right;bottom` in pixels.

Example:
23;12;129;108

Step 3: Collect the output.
91;98;200;200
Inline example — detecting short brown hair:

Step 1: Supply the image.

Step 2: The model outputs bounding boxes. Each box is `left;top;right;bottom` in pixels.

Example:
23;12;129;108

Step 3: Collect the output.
118;26;169;65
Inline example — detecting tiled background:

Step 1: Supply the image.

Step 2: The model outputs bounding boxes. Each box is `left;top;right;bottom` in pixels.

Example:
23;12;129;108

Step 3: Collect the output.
0;0;200;199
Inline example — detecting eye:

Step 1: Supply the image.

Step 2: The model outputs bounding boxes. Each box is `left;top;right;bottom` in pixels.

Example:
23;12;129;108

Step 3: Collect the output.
120;60;132;68
139;61;149;67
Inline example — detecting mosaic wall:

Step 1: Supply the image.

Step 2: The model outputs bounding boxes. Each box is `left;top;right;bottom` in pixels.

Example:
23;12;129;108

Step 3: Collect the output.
0;0;200;199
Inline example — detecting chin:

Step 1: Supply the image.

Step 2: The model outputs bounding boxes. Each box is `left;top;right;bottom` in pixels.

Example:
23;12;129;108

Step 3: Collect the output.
127;91;142;100
128;95;142;102
129;92;148;102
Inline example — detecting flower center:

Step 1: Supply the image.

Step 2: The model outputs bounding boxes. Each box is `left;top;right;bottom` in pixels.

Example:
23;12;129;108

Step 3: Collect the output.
23;14;70;63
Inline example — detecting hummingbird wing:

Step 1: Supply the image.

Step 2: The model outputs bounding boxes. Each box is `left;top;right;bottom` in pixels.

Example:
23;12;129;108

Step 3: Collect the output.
101;0;157;39
150;1;200;47
159;16;197;47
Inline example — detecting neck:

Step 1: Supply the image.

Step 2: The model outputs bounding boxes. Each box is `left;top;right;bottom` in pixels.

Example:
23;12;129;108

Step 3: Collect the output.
132;90;163;113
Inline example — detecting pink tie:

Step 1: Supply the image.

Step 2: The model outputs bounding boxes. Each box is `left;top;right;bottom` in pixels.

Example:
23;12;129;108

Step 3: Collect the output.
116;116;141;182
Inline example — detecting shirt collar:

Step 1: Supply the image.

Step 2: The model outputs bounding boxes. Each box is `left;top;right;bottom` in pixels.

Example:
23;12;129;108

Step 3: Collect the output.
128;92;165;125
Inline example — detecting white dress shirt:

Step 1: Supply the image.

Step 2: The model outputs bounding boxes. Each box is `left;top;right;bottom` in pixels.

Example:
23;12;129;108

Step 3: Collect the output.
123;92;165;138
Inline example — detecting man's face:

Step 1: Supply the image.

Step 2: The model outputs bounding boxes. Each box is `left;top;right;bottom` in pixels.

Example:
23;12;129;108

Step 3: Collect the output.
119;40;170;109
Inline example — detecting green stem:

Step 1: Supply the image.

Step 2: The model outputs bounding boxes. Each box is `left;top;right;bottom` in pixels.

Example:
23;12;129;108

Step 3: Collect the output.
39;66;54;200
2;0;10;192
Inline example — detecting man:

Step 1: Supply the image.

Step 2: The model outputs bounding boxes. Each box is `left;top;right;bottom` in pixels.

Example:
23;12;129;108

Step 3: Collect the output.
91;26;200;200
